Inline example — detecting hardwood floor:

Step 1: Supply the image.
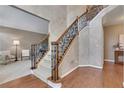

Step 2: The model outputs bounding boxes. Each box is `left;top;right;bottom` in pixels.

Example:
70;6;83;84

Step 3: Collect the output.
62;62;123;88
62;67;103;88
0;62;122;88
103;62;123;88
0;75;48;88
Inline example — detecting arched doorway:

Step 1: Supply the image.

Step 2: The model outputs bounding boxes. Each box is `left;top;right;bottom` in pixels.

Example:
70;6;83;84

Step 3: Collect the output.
102;5;124;87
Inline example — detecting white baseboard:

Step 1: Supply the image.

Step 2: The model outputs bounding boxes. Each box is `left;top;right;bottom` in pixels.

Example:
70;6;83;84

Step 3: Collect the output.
104;59;114;62
32;70;62;88
61;64;102;79
79;65;103;69
47;80;62;88
61;66;79;78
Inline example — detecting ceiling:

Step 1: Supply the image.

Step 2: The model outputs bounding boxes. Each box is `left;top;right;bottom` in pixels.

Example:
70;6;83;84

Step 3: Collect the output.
103;6;124;27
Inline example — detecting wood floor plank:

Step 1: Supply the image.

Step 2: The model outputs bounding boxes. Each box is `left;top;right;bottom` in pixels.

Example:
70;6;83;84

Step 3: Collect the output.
0;62;122;88
0;75;49;88
62;62;123;88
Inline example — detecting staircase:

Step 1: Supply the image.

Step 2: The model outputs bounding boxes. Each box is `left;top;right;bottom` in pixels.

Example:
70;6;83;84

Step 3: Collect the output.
30;34;51;83
31;35;49;69
31;5;108;87
50;5;107;82
33;51;51;83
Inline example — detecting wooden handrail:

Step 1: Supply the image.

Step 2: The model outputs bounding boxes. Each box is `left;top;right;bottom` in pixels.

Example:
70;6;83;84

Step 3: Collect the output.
78;10;88;19
55;17;78;43
52;5;101;44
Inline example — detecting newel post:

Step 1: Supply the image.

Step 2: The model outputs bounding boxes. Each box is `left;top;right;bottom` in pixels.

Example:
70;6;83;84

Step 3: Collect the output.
51;42;59;81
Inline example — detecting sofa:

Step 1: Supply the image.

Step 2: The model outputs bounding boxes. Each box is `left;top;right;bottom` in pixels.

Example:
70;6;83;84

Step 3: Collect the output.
0;55;5;64
0;50;15;65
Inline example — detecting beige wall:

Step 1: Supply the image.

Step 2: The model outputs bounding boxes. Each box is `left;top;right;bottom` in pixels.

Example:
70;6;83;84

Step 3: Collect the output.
104;24;124;61
0;26;47;58
59;36;79;77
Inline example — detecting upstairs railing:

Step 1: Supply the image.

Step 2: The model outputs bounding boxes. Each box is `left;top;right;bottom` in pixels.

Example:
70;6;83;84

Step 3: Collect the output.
50;5;107;82
31;36;49;69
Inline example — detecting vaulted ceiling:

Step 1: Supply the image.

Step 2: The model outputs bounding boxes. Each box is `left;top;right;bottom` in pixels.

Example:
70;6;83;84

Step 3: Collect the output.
103;6;124;27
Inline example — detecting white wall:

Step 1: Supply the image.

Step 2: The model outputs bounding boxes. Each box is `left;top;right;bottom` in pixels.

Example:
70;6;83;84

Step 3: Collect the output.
88;6;118;68
16;5;67;41
14;5;120;72
78;6;119;68
59;36;79;77
89;16;104;67
16;5;88;77
67;5;86;26
59;5;87;77
15;5;87;44
79;26;89;65
0;6;49;34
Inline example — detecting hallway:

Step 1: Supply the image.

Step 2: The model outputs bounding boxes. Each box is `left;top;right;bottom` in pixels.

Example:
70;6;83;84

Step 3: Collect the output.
0;62;122;88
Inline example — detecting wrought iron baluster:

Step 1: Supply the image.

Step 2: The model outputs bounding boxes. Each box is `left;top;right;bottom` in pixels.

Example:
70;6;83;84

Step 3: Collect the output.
31;36;49;69
51;42;59;81
50;5;107;82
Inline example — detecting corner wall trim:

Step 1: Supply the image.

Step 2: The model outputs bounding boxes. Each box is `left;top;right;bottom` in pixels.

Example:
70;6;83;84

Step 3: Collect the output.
78;65;103;69
47;80;62;88
61;66;79;78
104;59;114;62
61;64;103;79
